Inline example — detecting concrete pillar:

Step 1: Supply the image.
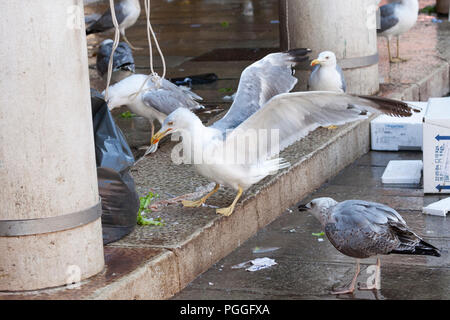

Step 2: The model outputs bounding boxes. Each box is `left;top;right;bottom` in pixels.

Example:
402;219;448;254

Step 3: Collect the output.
279;0;380;95
436;0;449;15
0;0;104;291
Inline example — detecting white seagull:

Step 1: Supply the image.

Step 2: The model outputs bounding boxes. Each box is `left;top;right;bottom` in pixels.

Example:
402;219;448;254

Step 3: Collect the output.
86;0;141;50
105;74;204;138
378;0;419;63
308;51;346;93
149;53;418;217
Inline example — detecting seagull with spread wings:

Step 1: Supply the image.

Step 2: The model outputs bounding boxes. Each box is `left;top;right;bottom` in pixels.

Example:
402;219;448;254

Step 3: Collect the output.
149;50;418;217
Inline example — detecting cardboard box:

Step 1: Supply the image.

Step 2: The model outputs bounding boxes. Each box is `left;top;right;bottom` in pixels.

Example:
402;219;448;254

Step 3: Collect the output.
423;97;450;194
370;102;427;151
423;197;450;217
381;160;423;184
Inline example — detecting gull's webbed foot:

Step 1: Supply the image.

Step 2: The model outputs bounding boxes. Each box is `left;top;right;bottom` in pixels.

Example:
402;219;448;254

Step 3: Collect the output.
330;286;355;295
216;205;236;217
216;186;243;217
390;57;408;63
325;125;339;130
182;199;205;208
182;183;220;209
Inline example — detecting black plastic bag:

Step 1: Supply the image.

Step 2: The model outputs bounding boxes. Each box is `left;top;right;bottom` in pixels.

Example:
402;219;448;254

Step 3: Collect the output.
91;89;139;245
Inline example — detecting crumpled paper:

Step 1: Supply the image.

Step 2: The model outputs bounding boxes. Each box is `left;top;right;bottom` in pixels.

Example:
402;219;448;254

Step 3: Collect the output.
231;257;277;272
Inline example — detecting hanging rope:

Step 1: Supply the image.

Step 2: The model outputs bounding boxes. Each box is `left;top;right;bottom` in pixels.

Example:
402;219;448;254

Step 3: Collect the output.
104;0;121;101
129;0;167;101
103;0;167;102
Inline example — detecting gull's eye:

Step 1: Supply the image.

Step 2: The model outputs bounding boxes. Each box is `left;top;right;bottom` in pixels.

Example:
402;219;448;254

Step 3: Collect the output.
326;56;330;60
167;121;174;126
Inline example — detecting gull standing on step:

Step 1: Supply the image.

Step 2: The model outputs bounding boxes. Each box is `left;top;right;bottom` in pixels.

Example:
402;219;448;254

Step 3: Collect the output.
105;74;204;138
308;51;346;93
299;198;440;294
86;0;141;50
149;49;417;217
377;0;419;63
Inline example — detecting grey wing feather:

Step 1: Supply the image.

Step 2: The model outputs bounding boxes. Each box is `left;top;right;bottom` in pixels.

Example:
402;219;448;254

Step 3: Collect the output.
86;2;127;34
326;200;407;257
225;91;397;160
142;79;203;115
336;65;347;92
211;49;310;132
330;200;440;257
85;13;101;27
378;2;400;33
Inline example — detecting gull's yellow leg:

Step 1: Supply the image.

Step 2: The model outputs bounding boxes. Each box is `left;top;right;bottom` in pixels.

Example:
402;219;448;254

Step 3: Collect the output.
324;125;339;130
395;36;408;62
150;121;155;143
182;184;220;208
122;33;143;51
216;186;243;217
389;37;405;63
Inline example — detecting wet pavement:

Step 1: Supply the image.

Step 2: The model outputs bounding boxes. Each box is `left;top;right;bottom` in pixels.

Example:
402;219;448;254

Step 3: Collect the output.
173;151;450;300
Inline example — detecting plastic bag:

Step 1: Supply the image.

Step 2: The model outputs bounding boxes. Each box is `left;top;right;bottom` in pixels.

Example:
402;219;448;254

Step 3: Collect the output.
91;89;139;244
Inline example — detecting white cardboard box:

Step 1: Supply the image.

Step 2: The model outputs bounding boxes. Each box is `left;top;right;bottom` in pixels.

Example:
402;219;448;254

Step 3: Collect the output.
423;97;450;194
371;102;427;151
381;160;423;184
423;198;450;217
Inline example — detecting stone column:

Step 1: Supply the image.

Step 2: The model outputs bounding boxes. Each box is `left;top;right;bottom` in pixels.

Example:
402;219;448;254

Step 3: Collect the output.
0;0;104;291
279;0;380;95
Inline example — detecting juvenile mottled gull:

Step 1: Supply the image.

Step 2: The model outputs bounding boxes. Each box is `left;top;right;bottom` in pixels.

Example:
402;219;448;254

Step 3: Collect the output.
96;39;135;83
308;51;346;93
150;51;417;217
86;0;141;50
106;74;204;137
299;198;440;294
378;0;419;63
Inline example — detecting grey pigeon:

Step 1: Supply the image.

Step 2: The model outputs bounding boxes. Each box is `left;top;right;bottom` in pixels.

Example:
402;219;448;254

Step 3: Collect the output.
96;39;135;83
299;197;440;294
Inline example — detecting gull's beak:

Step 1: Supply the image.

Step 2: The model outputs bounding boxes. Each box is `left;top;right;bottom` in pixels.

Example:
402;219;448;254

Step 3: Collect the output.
311;59;321;67
298;204;309;212
151;128;172;145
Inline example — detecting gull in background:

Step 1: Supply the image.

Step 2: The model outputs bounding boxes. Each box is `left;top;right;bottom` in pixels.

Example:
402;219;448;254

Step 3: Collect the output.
378;0;419;63
308;51;346;93
86;0;141;50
